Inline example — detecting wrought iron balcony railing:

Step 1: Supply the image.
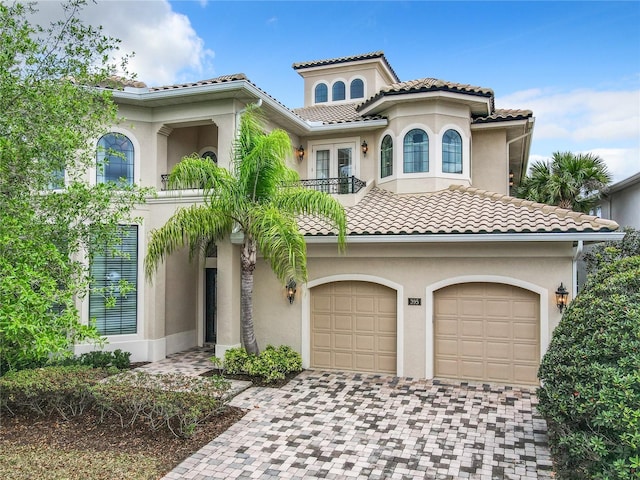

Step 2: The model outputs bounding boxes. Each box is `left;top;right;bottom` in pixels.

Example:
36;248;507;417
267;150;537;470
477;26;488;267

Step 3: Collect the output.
297;176;366;195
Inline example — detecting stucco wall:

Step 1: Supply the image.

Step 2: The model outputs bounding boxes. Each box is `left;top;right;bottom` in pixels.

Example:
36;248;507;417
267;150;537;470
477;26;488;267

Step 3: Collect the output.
471;128;508;194
609;181;640;228
251;241;573;379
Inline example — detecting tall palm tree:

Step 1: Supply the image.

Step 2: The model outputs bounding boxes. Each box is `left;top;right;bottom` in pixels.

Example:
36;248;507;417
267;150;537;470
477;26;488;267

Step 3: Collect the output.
517;151;612;212
144;108;347;354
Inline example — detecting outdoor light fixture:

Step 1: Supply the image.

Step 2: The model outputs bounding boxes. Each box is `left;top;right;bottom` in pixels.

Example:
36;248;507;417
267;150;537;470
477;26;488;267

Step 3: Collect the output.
286;280;297;304
361;140;368;156
297;145;305;162
555;283;569;313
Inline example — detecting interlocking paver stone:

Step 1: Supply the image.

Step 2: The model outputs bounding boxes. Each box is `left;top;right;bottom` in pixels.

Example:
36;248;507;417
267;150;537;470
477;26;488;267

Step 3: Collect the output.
156;361;552;480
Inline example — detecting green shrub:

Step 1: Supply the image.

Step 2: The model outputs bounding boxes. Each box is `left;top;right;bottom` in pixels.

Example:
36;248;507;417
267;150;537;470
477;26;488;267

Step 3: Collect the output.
0;366;114;418
91;371;232;438
214;345;303;384
57;349;132;369
538;256;640;480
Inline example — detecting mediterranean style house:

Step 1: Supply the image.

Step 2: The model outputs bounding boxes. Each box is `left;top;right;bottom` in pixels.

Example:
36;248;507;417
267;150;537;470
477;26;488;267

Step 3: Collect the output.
75;52;622;386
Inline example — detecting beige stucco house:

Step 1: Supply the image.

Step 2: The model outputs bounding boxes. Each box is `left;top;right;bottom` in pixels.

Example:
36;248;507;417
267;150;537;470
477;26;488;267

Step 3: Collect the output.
76;52;622;386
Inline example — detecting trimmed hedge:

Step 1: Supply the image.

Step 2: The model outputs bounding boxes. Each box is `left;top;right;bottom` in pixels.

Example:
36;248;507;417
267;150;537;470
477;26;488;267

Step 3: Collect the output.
212;345;302;383
537;256;640;479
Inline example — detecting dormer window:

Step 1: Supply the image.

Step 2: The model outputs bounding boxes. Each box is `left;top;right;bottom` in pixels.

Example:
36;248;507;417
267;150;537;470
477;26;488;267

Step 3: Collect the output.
442;129;462;174
315;83;328;103
350;79;364;99
332;81;346;101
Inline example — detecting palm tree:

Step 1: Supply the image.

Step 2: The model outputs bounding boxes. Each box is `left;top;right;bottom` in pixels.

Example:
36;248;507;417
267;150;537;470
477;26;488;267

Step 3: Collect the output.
517;151;612;212
144;108;347;355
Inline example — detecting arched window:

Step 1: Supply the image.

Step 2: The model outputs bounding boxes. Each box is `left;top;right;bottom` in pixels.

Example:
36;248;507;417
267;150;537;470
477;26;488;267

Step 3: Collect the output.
380;135;393;178
350;79;364;99
97;133;134;185
332;81;345;101
403;129;429;173
202;150;217;163
314;83;328;103
442;129;463;174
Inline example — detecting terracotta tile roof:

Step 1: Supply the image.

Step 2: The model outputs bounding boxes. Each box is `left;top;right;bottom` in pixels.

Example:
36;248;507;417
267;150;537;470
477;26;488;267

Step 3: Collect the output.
357;78;494;111
473;109;533;124
292;51;400;82
292;103;385;125
298;185;619;236
149;74;248;91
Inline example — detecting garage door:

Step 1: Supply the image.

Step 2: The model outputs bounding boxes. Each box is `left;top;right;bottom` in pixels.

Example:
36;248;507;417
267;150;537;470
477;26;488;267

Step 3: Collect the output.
434;283;539;385
311;281;396;374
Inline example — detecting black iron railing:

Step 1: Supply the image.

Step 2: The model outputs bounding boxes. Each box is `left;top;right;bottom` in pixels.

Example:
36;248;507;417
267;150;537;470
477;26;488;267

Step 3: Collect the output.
298;176;366;195
160;174;170;190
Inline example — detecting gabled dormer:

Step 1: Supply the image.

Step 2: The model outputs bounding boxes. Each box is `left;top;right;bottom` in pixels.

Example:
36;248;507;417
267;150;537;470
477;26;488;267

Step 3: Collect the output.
293;51;400;107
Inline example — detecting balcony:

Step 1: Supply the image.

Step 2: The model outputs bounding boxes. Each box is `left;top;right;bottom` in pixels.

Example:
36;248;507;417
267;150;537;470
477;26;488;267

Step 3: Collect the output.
297;176;366;195
162;174;366;195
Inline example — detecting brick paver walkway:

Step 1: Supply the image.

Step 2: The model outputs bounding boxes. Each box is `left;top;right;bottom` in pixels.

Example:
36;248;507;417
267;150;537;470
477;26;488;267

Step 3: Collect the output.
162;367;553;479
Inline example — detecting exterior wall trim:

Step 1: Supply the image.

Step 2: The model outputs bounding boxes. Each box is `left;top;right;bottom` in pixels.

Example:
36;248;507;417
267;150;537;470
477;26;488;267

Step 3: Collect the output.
302;274;405;376
424;275;549;379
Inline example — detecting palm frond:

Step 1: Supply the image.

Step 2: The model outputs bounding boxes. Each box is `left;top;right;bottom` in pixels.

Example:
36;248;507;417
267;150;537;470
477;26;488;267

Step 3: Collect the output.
167;154;236;198
144;204;234;282
248;204;308;284
273;187;348;250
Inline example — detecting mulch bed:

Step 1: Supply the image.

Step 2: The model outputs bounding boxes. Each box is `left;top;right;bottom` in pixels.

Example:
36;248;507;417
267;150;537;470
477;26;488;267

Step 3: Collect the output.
201;368;302;388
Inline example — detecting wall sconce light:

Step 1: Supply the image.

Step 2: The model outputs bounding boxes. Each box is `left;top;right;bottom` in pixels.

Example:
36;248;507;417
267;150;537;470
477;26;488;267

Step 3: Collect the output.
508;170;514;188
361;140;368;156
555;283;569;313
297;145;305;162
286;280;297;304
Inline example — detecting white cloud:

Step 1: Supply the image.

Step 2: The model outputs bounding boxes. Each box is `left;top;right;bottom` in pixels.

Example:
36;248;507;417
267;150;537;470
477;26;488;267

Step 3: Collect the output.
31;0;214;86
499;86;640;183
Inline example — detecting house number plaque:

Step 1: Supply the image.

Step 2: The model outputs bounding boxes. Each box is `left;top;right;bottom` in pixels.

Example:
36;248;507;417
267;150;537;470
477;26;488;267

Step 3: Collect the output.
408;298;421;306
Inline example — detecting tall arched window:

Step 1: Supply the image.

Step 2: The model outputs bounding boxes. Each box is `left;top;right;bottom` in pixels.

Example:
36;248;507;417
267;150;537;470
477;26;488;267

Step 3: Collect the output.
442;129;463;174
403;129;429;173
332;81;345;101
97;133;134;185
380;135;393;178
314;83;328;103
350;79;364;99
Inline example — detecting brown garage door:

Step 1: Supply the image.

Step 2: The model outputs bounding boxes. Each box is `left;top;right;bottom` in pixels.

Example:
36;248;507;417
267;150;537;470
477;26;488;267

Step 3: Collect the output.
311;281;396;374
434;283;539;385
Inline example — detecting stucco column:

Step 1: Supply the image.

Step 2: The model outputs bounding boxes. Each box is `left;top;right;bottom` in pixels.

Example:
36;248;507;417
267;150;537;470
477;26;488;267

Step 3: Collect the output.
215;238;241;356
155;124;172;190
210;113;235;171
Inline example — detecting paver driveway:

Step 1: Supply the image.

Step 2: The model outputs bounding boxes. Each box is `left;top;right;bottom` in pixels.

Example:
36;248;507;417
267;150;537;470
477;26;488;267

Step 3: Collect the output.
164;370;553;480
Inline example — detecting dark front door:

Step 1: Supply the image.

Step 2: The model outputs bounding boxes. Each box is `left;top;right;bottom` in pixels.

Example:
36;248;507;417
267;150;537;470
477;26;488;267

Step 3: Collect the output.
205;268;217;343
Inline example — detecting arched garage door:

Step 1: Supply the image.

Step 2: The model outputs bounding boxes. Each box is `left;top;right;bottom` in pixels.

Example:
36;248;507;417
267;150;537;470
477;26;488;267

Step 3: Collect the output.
434;283;539;385
311;281;397;374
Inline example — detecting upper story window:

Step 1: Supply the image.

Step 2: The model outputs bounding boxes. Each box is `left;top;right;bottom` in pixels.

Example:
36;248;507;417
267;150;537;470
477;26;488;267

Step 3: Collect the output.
350;79;364;99
97;133;134;185
442;129;462;174
332;81;346;101
202;150;217;163
380;135;393;178
315;83;328;103
403;129;429;173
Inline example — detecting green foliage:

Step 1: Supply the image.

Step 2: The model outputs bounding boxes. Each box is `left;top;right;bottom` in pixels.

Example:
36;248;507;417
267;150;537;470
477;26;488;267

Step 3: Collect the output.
91;372;231;438
0;366;114;418
58;349;131;370
516;151;611;212
215;345;303;383
0;1;151;373
582;227;640;276
537;256;640;479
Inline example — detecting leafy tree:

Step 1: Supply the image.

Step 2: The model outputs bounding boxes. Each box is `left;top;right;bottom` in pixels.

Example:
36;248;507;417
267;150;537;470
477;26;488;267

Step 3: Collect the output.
516;151;612;212
145;108;347;355
582;227;640;276
0;1;149;373
537;256;640;479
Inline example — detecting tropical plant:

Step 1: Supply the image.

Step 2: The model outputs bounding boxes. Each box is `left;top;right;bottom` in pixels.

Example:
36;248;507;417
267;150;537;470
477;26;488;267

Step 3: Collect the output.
0;1;149;373
516;151;612;212
145;107;347;354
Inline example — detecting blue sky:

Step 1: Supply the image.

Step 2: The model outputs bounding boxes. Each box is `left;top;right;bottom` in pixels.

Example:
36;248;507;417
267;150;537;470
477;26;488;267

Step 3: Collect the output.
37;1;640;182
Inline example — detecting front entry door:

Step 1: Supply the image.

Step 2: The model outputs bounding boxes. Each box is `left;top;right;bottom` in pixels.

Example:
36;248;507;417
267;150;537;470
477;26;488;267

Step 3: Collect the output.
205;268;217;343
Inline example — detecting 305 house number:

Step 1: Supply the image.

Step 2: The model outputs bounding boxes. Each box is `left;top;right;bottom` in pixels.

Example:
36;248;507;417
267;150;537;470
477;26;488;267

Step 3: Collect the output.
408;298;421;306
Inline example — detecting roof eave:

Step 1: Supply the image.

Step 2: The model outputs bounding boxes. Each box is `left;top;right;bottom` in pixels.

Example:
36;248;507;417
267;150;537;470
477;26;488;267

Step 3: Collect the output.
358;90;493;117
